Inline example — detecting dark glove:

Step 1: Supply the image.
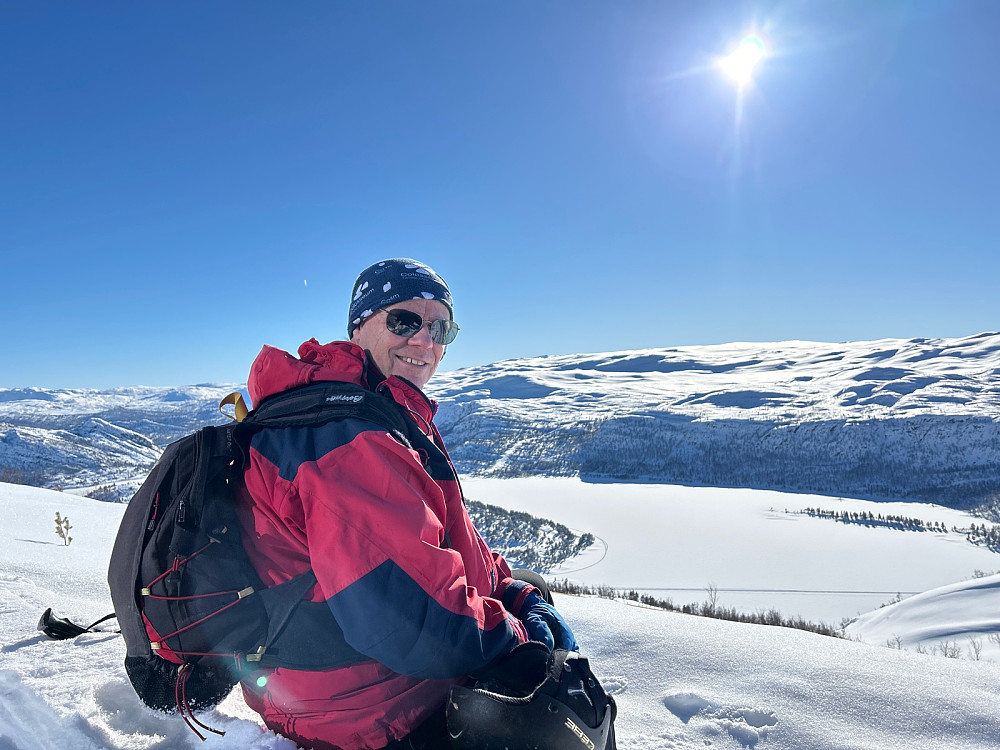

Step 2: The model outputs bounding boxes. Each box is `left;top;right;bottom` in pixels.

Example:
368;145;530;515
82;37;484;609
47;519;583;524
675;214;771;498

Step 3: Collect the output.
497;579;579;652
470;641;550;697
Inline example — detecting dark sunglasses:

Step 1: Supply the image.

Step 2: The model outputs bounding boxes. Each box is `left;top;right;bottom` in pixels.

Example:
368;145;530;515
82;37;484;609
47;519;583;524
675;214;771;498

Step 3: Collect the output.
382;308;460;345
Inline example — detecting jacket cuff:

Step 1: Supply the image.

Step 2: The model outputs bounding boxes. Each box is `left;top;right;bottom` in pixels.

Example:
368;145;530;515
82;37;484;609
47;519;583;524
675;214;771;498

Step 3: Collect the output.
494;578;540;617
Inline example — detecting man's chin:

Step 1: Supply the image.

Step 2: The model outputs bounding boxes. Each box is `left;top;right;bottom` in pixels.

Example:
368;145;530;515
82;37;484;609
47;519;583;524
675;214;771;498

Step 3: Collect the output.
391;359;435;388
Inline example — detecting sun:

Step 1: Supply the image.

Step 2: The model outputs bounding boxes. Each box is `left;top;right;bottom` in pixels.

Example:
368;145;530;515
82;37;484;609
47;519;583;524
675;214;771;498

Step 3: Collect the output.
719;35;766;86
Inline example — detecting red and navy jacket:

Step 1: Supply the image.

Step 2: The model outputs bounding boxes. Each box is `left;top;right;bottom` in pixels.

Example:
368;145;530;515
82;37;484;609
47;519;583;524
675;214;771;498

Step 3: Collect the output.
235;339;528;750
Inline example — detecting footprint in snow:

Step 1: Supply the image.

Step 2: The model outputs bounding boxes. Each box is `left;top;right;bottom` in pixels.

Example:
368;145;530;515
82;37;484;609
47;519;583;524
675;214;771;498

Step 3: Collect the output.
600;675;628;695
662;692;777;748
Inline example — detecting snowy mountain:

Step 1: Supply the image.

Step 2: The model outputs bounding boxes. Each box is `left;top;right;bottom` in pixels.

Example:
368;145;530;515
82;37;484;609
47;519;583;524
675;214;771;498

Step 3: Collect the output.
0;384;242;495
430;332;1000;509
2;333;999;509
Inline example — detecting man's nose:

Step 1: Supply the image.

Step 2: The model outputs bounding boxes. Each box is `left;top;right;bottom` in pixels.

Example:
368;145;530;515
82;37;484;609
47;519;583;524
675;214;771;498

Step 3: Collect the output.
408;324;435;347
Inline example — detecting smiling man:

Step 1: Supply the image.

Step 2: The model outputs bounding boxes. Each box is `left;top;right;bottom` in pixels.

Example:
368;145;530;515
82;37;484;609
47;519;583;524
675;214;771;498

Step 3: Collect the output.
347;260;456;389
235;259;579;750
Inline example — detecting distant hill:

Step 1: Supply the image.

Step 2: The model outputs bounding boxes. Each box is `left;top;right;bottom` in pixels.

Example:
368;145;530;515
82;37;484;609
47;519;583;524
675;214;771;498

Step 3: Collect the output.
2;332;999;510
0;384;242;494
428;332;1000;510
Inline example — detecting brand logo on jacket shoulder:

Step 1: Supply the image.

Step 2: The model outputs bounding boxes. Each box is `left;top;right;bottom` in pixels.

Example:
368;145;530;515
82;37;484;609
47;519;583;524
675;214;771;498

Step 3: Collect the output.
326;394;364;403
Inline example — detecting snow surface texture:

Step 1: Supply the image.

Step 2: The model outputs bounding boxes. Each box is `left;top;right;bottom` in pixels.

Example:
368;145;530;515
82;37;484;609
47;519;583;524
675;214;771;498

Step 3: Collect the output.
3;480;1000;750
3;334;1000;507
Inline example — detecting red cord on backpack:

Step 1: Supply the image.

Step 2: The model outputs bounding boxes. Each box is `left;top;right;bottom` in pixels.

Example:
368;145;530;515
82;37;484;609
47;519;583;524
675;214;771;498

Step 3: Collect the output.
175;664;226;741
144;546;256;659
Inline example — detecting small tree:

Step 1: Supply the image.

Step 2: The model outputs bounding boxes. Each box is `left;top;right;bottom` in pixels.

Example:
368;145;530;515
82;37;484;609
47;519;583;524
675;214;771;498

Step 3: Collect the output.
704;583;719;615
967;638;983;661
54;512;72;546
937;640;961;659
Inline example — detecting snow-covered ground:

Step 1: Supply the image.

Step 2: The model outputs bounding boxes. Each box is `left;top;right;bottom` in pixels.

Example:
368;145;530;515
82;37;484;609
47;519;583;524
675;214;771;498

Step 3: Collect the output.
846;575;1000;657
3;479;1000;750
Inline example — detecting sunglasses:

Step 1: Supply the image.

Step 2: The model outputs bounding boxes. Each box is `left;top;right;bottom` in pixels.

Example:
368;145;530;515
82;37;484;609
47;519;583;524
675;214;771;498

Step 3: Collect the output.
381;308;460;345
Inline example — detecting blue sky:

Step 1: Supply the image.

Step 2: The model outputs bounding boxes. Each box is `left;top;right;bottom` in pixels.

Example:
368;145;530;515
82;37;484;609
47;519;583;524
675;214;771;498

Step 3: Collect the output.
2;1;998;388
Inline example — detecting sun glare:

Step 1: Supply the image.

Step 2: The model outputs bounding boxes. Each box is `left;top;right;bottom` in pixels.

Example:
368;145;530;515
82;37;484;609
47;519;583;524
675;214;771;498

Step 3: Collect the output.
720;35;766;86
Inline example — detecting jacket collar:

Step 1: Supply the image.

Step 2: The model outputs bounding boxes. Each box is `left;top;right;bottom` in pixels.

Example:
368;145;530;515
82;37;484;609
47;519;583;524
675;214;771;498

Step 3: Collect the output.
247;339;438;425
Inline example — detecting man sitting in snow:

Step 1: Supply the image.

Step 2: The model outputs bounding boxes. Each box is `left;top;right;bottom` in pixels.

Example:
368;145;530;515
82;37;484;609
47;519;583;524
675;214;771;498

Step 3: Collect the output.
235;258;577;750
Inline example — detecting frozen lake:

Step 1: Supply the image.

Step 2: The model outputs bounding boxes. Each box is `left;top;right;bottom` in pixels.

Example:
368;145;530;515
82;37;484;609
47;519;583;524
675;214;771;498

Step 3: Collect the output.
462;477;998;625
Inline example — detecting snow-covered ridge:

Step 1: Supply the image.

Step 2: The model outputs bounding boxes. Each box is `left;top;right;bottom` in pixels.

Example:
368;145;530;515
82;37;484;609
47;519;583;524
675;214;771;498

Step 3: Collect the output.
2;333;999;507
847;573;1000;656
0;383;243;491
428;332;1000;508
430;332;1000;425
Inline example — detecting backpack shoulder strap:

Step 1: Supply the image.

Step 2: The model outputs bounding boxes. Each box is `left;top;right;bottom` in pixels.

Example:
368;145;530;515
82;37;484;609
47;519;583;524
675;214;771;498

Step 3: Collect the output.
241;381;411;447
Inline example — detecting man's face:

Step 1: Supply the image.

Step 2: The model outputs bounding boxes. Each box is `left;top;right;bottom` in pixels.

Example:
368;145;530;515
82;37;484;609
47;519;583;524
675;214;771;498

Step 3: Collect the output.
350;298;450;390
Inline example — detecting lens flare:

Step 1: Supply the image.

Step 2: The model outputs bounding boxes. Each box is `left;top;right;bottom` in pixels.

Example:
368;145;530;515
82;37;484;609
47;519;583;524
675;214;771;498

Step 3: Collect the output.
720;35;766;85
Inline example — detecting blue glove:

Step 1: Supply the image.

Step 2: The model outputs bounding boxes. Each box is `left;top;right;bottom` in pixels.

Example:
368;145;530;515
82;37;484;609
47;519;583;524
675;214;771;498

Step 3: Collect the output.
521;591;579;652
497;579;579;652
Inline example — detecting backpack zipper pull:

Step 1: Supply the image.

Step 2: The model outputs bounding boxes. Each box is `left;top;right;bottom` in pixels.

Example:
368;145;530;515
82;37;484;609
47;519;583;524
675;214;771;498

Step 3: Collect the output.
147;492;161;531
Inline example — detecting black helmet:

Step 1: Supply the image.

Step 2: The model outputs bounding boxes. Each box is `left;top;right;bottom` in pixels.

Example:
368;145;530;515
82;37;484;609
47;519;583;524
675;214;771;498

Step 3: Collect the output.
447;649;617;750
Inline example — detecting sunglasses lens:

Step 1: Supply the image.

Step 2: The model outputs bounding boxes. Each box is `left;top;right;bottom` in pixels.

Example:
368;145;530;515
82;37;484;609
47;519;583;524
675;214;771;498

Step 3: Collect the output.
385;310;423;337
384;310;459;345
429;319;460;345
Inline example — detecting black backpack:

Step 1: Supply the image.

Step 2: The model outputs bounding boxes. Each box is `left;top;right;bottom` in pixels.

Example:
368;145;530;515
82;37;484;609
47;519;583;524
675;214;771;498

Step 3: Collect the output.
107;381;411;738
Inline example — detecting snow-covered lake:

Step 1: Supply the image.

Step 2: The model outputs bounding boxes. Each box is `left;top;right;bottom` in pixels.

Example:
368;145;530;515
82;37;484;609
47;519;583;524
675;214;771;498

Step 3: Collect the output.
464;477;999;625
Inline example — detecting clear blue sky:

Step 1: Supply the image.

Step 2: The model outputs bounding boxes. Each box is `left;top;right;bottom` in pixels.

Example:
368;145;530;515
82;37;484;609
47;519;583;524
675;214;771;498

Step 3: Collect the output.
2;1;998;388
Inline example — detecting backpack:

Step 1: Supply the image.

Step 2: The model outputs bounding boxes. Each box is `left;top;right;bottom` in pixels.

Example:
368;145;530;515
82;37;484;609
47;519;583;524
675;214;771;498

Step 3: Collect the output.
107;381;411;738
